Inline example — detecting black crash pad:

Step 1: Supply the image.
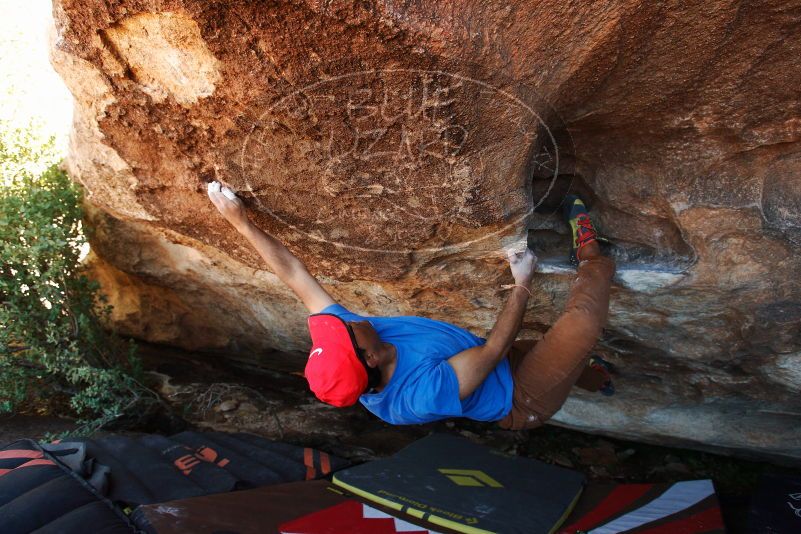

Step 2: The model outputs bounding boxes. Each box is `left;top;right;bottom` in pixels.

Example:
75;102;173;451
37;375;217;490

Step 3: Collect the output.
48;431;348;506
333;433;585;534
0;439;134;534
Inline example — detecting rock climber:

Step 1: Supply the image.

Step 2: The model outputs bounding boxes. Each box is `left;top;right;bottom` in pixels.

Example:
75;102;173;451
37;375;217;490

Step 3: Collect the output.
207;181;615;430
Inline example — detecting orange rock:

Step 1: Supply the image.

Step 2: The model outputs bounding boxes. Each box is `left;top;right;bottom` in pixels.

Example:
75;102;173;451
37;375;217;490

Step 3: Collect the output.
52;0;801;462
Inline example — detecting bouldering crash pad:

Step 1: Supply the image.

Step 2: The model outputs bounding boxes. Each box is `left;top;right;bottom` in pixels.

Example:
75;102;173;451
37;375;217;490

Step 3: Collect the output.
333;433;585;534
558;479;724;533
0;439;135;534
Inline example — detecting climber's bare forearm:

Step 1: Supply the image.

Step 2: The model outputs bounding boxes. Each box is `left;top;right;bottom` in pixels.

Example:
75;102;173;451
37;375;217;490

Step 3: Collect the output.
206;181;333;312
448;286;529;399
238;221;304;279
236;221;335;313
485;285;529;357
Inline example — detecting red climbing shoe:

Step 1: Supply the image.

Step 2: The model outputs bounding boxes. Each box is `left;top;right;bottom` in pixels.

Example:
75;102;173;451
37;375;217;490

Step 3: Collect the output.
562;194;599;264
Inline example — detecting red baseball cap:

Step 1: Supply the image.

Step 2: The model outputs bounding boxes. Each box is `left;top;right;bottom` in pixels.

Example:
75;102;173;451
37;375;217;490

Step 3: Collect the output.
305;313;367;407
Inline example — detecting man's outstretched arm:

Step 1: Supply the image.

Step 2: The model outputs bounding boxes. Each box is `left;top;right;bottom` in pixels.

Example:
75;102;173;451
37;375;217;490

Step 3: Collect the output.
447;249;536;399
207;182;335;314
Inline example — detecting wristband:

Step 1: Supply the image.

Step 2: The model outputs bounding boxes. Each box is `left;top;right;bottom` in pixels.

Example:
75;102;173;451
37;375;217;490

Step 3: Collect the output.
501;284;532;297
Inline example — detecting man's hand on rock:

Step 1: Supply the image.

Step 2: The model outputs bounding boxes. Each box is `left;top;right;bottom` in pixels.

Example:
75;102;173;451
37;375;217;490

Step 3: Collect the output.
507;246;537;287
207;181;250;232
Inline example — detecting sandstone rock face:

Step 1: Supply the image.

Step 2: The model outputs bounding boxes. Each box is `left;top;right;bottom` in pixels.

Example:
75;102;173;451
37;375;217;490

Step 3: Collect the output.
51;1;801;463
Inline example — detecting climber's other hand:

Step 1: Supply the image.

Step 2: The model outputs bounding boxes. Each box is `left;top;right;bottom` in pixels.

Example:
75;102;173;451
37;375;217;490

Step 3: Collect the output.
507;247;537;286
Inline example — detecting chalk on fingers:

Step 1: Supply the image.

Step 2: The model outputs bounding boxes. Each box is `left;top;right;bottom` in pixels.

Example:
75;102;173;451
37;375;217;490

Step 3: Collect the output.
221;186;237;200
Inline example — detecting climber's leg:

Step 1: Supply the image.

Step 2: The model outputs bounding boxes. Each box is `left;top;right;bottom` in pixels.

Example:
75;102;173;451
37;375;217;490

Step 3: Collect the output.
498;252;615;430
508;341;610;393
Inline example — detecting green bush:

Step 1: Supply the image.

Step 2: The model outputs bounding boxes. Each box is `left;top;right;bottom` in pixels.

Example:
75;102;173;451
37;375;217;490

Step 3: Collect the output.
0;124;158;435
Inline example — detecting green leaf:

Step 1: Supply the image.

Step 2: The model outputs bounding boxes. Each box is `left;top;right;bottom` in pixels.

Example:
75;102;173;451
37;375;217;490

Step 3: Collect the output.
1;121;156;434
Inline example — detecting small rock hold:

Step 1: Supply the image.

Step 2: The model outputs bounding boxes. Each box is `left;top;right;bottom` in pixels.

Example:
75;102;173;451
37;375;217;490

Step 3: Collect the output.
219;400;238;412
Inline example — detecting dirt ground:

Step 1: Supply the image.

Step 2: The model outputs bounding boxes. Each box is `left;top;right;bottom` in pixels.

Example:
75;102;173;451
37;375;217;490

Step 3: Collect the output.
0;414;77;443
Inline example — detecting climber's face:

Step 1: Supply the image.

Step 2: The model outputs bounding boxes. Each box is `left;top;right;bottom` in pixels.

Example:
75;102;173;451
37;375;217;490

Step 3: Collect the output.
347;320;382;367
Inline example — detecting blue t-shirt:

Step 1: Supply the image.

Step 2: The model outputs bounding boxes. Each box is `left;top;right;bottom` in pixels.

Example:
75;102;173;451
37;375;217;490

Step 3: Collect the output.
319;303;513;425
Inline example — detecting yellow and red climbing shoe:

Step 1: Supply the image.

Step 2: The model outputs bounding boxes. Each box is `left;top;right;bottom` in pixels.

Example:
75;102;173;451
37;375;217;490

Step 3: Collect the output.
562;194;599;264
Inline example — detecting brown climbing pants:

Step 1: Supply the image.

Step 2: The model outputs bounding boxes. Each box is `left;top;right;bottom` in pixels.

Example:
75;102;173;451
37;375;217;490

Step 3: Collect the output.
498;255;616;430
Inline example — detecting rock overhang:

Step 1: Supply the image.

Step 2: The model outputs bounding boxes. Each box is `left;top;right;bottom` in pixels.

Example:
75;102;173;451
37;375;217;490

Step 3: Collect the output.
50;0;801;463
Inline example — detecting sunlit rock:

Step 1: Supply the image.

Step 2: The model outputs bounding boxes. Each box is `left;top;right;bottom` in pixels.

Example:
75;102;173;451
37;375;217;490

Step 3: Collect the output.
51;0;801;463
